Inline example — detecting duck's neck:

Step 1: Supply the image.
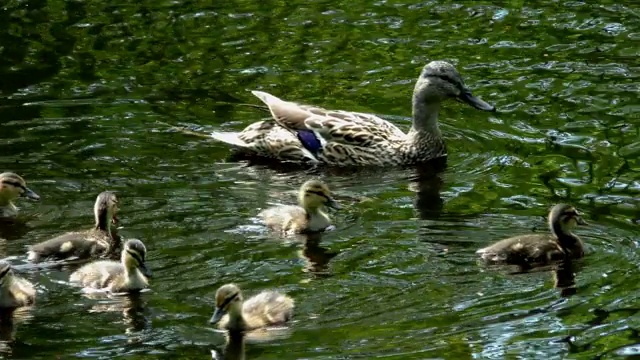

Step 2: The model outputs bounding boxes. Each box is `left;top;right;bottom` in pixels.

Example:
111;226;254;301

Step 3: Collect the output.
0;192;17;212
95;210;112;234
551;222;583;254
226;305;247;331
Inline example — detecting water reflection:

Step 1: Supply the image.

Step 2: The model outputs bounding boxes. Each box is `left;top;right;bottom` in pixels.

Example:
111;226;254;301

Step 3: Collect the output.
0;307;34;355
82;292;150;335
553;260;578;297
211;331;245;360
297;233;339;277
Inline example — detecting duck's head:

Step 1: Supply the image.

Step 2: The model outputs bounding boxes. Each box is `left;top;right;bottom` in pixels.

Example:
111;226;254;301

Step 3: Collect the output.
94;191;119;229
297;180;341;210
209;283;243;325
0;172;40;203
549;204;588;232
122;239;152;278
0;260;14;287
414;61;495;112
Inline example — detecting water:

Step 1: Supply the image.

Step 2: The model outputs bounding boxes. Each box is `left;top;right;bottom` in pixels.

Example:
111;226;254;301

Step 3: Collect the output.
1;0;639;359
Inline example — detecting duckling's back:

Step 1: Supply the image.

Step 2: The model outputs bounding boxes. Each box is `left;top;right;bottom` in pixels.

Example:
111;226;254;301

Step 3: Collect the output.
0;277;36;308
476;234;565;265
260;205;307;233
242;291;294;327
70;260;124;289
28;229;117;262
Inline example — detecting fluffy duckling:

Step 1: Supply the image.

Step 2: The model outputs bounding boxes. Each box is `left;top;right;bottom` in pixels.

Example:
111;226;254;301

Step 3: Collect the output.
0;260;36;308
69;239;152;293
27;191;120;262
0;172;40;218
259;179;340;234
209;284;294;332
476;204;588;266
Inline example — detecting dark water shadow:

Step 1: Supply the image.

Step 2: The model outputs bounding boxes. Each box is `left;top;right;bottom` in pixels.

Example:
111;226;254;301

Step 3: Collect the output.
80;291;150;334
0;217;36;242
211;331;246;360
0;307;34;355
295;232;339;278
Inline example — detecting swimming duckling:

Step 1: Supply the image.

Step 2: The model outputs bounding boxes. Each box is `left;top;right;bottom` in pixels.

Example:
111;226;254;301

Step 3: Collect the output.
27;191;120;262
69;239;152;293
209;284;294;332
0;172;40;218
0;260;36;308
476;204;588;267
259;179;340;235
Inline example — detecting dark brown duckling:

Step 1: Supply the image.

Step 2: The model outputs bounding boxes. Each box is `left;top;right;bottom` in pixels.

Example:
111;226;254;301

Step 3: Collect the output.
476;204;588;267
27;191;120;262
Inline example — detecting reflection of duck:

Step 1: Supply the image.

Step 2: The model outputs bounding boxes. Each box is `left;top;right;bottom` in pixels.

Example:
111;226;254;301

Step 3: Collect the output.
409;162;446;220
553;260;578;297
0;172;40;219
297;233;339;276
69;239;152;293
211;331;246;360
28;191;121;262
0;307;35;355
260;180;340;235
477;204;588;267
209;61;495;166
209;284;294;332
81;292;149;335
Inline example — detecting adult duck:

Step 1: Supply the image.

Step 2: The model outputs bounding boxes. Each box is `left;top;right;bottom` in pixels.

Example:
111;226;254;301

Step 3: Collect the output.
210;61;495;166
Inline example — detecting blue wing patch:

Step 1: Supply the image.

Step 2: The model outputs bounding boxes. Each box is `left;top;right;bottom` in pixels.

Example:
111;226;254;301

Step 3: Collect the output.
296;130;323;156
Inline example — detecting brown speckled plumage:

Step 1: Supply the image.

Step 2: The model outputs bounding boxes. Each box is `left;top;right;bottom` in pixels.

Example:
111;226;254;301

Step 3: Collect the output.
477;204;588;267
0;261;36;308
210;61;495;166
27;191;121;262
209;283;294;332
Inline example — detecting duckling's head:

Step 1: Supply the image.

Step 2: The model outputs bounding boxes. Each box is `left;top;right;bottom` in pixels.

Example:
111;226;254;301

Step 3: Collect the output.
209;283;243;325
549;204;588;232
95;191;119;230
122;239;152;278
0;172;40;203
414;61;495;112
298;180;341;211
0;260;14;287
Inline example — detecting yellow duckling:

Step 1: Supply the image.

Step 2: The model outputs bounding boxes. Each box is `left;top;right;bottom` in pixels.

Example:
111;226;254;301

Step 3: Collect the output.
0;260;36;308
0;172;40;218
476;204;588;267
209;283;294;332
27;191;120;262
259;179;340;234
69;239;152;293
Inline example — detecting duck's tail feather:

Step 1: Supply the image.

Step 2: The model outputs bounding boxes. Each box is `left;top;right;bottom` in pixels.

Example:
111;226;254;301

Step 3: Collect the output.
210;131;250;148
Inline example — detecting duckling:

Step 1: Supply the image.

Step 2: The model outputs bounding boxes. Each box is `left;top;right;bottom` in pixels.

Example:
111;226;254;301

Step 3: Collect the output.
69;239;152;293
259;179;340;235
209;284;294;332
0;172;40;218
0;260;36;308
27;191;120;263
476;204;588;267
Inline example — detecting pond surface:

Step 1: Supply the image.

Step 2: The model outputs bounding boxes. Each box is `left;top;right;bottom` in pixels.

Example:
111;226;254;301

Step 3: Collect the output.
1;0;639;359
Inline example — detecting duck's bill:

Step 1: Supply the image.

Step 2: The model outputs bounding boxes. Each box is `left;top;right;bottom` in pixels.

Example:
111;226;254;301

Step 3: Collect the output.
112;213;119;225
576;216;588;226
209;307;226;324
327;197;342;210
458;91;496;112
22;187;40;201
139;263;153;278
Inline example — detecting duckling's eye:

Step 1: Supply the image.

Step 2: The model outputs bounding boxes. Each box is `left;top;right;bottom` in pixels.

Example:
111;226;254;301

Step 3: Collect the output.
307;190;329;200
2;181;25;193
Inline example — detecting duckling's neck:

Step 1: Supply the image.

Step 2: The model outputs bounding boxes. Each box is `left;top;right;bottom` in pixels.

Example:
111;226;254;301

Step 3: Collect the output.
0;192;17;210
95;210;112;233
551;222;583;253
226;304;247;331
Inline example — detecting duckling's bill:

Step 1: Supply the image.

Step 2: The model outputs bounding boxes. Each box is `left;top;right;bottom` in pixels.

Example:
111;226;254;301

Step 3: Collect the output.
326;196;341;210
22;187;40;201
209;307;226;325
139;262;153;278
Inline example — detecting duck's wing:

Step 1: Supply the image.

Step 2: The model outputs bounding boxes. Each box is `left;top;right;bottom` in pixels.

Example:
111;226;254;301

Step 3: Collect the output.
252;90;406;145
